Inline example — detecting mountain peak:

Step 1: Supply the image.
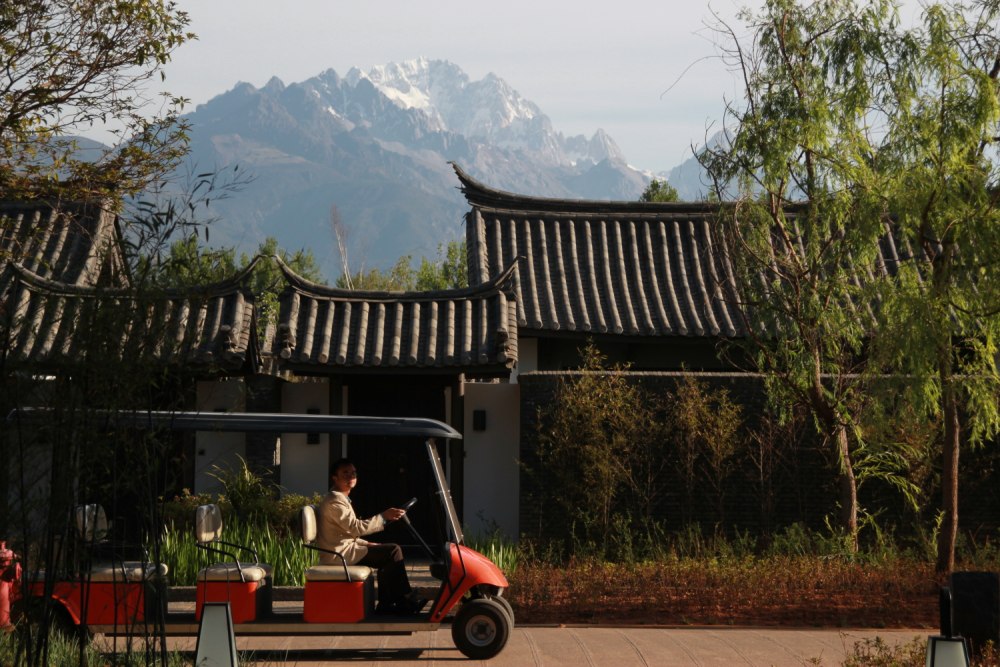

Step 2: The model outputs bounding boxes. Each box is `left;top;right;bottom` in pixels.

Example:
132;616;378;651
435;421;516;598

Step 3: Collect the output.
263;76;285;93
336;59;542;134
180;59;651;278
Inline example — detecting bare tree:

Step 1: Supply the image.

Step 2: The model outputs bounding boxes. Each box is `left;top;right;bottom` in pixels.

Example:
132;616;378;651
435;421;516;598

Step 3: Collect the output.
330;204;352;289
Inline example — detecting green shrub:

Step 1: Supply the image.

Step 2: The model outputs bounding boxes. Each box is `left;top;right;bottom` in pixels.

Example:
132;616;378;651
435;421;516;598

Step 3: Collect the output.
840;636;998;667
159;488;219;530
529;343;673;556
208;454;280;520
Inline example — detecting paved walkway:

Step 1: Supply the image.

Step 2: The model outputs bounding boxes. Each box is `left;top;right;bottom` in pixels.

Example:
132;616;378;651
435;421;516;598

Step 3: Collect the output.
156;625;927;666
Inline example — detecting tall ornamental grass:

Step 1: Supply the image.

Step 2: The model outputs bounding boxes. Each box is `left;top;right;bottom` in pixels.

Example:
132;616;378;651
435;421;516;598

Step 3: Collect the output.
163;520;520;586
161;519;317;586
466;531;519;573
0;629;189;667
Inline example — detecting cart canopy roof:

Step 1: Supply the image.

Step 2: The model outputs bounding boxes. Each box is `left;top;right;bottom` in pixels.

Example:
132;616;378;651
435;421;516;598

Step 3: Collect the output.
8;408;462;440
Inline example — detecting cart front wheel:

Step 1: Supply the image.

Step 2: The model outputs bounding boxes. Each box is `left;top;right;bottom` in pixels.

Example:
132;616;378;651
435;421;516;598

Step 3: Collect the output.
451;598;511;660
476;591;514;626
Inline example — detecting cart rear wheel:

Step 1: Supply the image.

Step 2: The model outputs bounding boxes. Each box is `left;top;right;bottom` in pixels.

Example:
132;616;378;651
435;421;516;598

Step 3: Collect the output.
451;598;511;659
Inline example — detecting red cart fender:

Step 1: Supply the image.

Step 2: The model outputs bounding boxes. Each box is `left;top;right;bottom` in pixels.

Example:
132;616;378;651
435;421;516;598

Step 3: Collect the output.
430;543;509;622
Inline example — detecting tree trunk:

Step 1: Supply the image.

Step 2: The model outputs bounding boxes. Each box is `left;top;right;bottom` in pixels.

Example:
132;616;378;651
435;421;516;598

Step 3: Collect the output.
936;376;961;575
931;239;959;576
835;424;859;550
810;355;859;550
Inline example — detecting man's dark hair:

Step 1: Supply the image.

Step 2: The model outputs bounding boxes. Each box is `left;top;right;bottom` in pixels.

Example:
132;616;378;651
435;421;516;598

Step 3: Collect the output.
331;458;354;476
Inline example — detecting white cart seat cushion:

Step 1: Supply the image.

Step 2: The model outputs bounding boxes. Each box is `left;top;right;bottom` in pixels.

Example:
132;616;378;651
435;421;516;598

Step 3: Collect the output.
304;564;373;582
197;563;268;583
300;504;317;543
76;504;109;542
88;562;169;582
195;504;223;543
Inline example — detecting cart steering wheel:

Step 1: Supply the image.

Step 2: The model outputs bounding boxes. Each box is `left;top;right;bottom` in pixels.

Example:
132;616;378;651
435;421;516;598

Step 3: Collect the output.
397;497;436;559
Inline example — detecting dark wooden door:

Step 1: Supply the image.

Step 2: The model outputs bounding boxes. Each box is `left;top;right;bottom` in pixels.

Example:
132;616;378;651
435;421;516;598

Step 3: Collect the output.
342;377;451;554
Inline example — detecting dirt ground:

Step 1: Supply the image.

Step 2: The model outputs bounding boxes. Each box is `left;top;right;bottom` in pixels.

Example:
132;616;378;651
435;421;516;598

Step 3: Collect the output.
513;590;938;627
508;560;941;628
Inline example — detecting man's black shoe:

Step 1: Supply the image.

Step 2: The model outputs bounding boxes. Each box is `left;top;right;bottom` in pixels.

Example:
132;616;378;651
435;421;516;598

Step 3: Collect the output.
375;602;401;615
402;595;428;614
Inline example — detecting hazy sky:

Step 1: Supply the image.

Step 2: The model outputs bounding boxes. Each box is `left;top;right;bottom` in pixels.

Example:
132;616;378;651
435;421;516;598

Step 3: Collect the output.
159;0;758;173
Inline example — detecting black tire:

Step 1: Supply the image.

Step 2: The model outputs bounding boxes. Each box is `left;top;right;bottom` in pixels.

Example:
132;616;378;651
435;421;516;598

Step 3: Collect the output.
451;598;511;660
486;594;515;627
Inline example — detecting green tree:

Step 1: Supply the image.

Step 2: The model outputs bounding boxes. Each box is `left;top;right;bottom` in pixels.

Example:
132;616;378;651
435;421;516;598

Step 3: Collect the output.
872;2;1000;573
0;0;194;199
415;240;468;290
154;233;238;287
639;179;679;202
154;234;324;333
154;235;321;289
247;236;324;330
700;0;899;548
338;255;416;291
337;240;468;291
704;0;1000;568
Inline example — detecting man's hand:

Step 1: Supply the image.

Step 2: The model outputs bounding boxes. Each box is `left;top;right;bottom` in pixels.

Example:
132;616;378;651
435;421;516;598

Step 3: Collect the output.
382;507;405;521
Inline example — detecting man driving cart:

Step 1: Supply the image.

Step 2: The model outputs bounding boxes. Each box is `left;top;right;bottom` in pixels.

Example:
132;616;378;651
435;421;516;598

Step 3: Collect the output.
315;458;427;614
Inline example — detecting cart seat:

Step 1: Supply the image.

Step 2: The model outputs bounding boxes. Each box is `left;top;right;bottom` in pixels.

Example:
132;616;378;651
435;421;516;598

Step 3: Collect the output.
194;504;272;579
75;504;169;579
194;503;271;623
299;504;375;622
194;504;269;569
88;562;169;582
304;564;373;582
198;563;269;583
26;554;168;584
299;505;372;581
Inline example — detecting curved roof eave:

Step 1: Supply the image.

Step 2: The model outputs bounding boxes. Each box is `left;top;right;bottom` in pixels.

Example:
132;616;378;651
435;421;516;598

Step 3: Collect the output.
451;161;724;215
275;253;518;301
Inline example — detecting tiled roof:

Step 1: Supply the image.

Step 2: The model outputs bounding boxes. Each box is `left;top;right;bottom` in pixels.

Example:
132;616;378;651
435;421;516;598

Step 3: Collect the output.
273;258;518;373
455;164;745;337
0;199;125;287
2;262;258;373
455;164;930;340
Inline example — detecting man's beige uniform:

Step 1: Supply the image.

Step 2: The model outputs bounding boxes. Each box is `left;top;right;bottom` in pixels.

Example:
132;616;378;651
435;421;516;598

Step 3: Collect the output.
315;490;386;565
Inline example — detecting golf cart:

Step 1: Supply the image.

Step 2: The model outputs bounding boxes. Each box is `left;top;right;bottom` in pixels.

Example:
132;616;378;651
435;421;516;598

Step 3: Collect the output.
11;409;513;660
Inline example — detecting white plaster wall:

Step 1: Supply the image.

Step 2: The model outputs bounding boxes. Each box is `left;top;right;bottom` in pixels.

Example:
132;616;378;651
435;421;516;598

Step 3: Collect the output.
280;381;330;496
512;337;538;383
462;382;520;540
194;380;246;494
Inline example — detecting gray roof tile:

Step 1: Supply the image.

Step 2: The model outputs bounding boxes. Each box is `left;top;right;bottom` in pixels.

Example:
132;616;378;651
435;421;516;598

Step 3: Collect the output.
455;164;745;338
272;258;518;372
454;165;925;340
2;263;257;372
0;199;124;286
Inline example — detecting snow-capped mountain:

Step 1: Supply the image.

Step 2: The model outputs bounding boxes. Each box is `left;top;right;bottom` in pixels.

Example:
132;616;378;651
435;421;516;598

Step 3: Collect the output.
338;58;625;167
181;58;649;277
